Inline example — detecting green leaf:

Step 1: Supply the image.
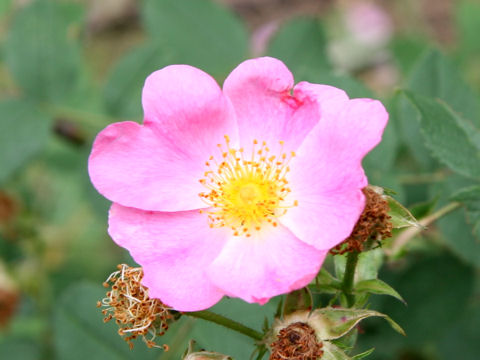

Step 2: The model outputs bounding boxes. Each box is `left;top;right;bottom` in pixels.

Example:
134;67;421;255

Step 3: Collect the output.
436;303;480;360
403;91;480;179
54;282;184;360
407;49;480;124
104;43;171;119
355;279;405;304
394;95;438;170
397;49;480;170
322;342;353;360
379;253;474;345
0;338;40;360
4;0;83;102
456;1;480;59
451;185;480;233
0;99;52;184
310;307;405;340
390;35;429;75
283;287;313;316
268;18;330;74
386;195;423;229
451;185;480;206
142;0;247;79
437;177;480;267
0;0;13;16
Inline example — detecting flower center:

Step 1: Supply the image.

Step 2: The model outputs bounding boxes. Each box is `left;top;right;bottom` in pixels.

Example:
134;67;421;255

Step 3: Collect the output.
199;136;298;237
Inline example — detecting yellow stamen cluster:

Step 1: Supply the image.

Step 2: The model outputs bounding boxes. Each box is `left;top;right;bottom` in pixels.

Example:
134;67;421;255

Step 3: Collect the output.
199;136;298;237
98;264;173;350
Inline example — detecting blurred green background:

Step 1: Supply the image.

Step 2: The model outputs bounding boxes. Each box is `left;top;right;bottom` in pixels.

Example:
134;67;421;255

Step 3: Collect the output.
0;0;479;359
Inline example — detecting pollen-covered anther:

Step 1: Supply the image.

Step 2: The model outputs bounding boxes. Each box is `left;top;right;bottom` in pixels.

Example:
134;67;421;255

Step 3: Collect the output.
99;264;174;350
269;322;324;360
199;137;297;236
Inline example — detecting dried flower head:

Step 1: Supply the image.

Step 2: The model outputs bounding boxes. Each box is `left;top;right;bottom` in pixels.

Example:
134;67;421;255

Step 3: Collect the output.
270;322;323;360
99;264;173;350
331;186;392;255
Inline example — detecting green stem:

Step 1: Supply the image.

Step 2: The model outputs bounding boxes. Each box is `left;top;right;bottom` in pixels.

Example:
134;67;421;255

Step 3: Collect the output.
341;251;360;308
185;310;264;341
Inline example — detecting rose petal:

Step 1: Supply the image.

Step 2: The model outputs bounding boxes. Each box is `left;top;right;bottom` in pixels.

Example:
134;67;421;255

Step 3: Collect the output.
89;65;238;211
89;121;205;211
206;224;327;304
108;203;227;311
281;98;388;250
223;57;320;154
142;64;238;153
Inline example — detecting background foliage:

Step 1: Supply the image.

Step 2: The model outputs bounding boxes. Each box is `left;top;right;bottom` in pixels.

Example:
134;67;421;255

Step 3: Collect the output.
0;0;479;359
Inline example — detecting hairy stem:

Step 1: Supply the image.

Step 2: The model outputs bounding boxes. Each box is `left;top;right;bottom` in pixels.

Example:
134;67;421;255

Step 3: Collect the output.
341;251;360;308
185;310;264;341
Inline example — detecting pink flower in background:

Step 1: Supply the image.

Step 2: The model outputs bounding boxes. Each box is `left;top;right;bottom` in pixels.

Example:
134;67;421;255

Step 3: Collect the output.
88;57;388;311
346;2;393;47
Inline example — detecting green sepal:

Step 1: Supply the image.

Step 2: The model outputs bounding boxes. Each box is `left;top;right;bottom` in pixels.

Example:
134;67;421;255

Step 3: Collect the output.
352;348;375;359
355;279;406;304
386;195;424;229
322;342;354;360
332;327;358;351
309;308;406;340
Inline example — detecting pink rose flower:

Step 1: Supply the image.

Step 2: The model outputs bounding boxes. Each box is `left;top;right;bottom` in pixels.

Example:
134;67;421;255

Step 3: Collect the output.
88;57;388;311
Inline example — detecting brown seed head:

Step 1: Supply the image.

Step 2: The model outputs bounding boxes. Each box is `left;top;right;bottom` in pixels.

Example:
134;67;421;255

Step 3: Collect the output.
0;191;17;224
0;288;19;328
99;264;173;350
269;322;323;360
330;186;392;255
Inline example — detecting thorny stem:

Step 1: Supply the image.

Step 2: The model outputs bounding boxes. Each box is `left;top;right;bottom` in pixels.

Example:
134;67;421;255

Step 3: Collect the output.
341;251;360;308
186;310;264;341
387;201;461;256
